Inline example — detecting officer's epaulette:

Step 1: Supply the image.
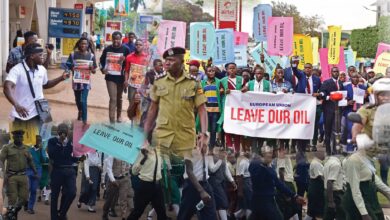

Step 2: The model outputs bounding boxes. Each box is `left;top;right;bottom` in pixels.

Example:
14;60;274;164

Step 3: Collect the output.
155;72;167;80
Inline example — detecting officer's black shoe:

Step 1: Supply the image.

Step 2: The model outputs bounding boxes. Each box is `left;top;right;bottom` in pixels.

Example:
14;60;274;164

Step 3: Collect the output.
108;210;118;217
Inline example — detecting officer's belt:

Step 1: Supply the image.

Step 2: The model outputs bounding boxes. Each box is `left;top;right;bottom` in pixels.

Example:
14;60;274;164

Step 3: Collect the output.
7;170;26;175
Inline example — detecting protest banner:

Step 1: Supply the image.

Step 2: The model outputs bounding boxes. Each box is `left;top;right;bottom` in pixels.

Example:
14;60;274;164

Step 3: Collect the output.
234;45;247;67
344;48;355;68
311;37;319;66
62;38;79;56
105;20;122;43
73;60;93;84
190;22;216;60
79;123;144;164
223;91;316;139
213;29;235;65
157;20;186;55
253;4;272;42
73;121;94;157
105;52;123;75
114;0;129;16
375;42;390;60
374;52;390;75
48;8;83;38
129;64;147;88
293;34;313;70
250;42;281;77
234;31;249;46
319;47;346;80
327;25;342;64
267;17;293;56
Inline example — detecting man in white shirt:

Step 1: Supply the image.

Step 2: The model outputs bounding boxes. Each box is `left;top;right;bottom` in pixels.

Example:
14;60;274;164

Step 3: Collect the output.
3;43;69;144
235;150;252;219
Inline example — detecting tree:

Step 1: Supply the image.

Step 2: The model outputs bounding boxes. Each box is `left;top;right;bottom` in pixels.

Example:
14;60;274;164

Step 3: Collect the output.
378;16;390;44
350;26;379;58
271;1;325;34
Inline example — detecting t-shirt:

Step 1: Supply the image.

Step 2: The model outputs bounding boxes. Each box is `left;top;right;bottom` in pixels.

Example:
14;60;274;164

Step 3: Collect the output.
99;45;130;84
204;80;219;112
6;61;48;120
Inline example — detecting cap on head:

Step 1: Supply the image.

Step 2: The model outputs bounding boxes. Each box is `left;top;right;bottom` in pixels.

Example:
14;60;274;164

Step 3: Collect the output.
11;130;25;136
163;47;186;59
187;60;200;68
367;68;374;73
224;62;236;69
372;78;390;93
24;43;44;57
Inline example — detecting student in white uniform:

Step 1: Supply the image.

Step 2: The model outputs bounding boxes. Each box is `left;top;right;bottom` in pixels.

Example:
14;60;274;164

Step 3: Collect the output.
323;153;346;220
235;150;252;219
305;150;325;220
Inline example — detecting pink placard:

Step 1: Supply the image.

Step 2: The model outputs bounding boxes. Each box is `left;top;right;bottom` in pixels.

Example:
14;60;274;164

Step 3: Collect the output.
319;47;346;80
73;121;95;157
157;20;187;55
375;42;390;60
267;17;293;56
234;31;249;46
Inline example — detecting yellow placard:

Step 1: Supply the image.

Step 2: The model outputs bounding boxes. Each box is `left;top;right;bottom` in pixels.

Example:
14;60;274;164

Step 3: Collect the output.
373;52;390;75
184;50;206;72
327;25;342;64
311;37;319;66
62;38;79;56
292;34;313;69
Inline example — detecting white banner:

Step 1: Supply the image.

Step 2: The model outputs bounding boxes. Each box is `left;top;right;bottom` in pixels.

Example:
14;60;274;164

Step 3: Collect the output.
223;91;316;139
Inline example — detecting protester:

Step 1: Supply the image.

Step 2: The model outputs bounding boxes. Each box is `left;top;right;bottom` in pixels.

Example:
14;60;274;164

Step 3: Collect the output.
271;66;293;93
305;150;325;220
47;123;85;220
66;37;97;125
220;62;246;153
101;156;133;220
0;130;37;219
124;39;148;121
197;65;222;151
91;31;97;48
127;146;167;220
96;34;102;51
100;31;130;123
319;66;344;155
3;43;69;143
226;151;238;218
81;32;96;54
248;146;305;220
77;151;101;212
123;32;136;53
26;135;47;214
291;60;322;152
188;60;206;81
6;31;53;73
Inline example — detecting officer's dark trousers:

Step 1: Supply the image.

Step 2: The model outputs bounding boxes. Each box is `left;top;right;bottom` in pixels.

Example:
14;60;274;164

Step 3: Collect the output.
250;196;283;220
127;180;167;220
50;167;77;220
177;179;217;220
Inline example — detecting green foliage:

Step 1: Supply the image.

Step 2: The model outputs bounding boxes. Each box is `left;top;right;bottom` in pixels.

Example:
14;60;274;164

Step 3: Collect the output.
350;26;379;58
378;16;390;44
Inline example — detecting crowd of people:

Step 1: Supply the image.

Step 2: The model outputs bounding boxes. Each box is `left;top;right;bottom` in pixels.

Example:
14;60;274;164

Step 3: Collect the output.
1;28;390;220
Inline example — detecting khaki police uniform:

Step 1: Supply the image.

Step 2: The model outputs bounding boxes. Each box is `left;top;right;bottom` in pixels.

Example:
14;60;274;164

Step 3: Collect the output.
0;143;36;207
150;70;206;158
357;105;377;139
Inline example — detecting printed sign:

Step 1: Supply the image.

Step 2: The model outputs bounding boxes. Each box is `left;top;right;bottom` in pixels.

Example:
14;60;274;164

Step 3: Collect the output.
328;25;342;64
105;20;122;42
157;20;186;55
105;52;123;75
223;91;316;139
253;4;272;42
48;7;83;38
319;47;346;80
73;121;95;157
79;123;144;164
267;17;293;56
190;22;216;60
62;38;79;56
293;34;313;70
73;60;93;84
129;64;147;88
213;29;235;65
234;45;247;67
374;52;390;75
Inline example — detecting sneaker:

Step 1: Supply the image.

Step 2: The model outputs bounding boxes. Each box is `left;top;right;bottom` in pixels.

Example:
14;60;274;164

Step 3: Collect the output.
87;206;96;213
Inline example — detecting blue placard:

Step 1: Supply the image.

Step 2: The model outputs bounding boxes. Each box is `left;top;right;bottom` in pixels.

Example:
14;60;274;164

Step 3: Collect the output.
48;7;83;38
140;15;153;24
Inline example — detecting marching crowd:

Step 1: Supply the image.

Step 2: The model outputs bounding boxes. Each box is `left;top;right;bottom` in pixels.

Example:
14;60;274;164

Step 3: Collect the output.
1;28;390;220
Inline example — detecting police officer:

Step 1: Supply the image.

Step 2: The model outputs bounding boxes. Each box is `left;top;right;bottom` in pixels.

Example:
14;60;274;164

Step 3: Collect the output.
248;146;305;220
47;123;85;220
0;130;37;218
342;78;390;220
143;47;209;218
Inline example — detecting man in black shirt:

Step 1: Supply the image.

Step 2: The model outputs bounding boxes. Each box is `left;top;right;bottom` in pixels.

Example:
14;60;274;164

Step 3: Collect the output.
99;31;130;123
